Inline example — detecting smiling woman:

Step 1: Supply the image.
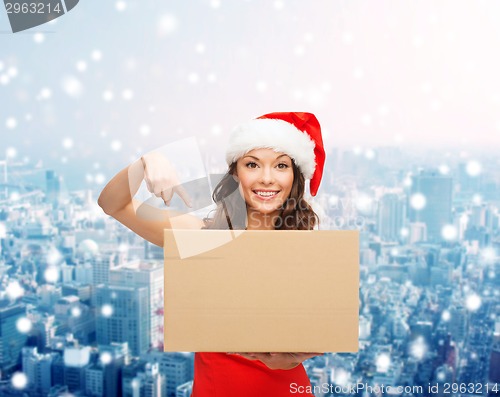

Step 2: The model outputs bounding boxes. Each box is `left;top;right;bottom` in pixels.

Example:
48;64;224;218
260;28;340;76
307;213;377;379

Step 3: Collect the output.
98;111;326;397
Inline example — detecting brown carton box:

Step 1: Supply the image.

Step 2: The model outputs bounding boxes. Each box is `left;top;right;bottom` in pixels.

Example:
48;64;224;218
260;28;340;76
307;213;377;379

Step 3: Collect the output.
163;229;359;352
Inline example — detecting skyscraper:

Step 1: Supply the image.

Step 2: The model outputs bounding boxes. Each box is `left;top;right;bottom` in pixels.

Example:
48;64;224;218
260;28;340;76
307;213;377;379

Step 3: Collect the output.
95;285;150;356
377;193;406;242
409;170;452;242
110;261;164;349
132;362;166;397
63;345;91;392
0;303;28;375
22;347;56;396
45;170;61;205
490;335;500;382
144;351;194;397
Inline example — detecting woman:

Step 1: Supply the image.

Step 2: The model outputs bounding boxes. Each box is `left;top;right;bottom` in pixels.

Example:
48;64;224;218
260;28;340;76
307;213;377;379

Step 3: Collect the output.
98;111;326;397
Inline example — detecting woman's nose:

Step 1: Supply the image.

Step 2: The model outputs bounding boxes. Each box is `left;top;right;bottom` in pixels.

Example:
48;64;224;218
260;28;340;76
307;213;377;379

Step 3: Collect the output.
259;167;274;183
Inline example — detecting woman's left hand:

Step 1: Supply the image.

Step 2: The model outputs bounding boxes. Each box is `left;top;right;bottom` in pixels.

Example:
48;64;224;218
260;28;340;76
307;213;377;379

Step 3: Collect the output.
228;352;324;370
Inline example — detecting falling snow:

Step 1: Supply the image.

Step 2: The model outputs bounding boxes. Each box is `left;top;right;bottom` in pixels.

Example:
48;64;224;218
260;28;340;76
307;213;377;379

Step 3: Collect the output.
441;224;458;241
100;351;113;364
116;1;127;11
71;307;82;317
76;61;87;72
466;294;481;311
111;140;122;151
11;372;28;389
91;50;102;61
438;164;450;174
376;353;391;372
466;160;482;177
101;304;113;317
122;89;134;100
6;280;24;300
44;267;59;283
6;146;17;158
16;317;32;333
62;76;83;97
33;33;45;43
62;138;74;149
472;194;482;205
410;193;426;210
157;14;178;37
139;124;151;136
410;337;427;360
102;90;114;101
6;117;17;129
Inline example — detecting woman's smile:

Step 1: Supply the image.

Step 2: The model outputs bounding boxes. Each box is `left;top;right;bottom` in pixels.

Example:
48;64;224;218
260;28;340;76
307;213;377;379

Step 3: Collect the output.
252;189;281;200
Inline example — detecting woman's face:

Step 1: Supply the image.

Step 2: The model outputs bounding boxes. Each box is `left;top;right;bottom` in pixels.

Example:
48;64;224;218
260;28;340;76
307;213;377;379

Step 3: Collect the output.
235;148;294;216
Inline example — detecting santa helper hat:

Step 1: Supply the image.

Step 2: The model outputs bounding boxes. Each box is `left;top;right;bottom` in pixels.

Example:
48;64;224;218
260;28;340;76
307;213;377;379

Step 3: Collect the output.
225;112;326;196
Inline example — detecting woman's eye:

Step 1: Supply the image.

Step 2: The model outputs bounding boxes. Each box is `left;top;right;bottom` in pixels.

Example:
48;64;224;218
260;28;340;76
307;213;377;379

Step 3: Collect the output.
245;162;288;169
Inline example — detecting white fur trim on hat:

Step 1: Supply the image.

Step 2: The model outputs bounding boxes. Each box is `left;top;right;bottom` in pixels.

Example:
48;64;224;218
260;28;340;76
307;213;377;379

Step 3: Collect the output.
225;118;316;180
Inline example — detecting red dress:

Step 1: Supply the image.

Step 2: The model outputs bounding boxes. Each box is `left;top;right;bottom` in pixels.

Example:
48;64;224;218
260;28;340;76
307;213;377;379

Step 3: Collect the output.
191;352;315;397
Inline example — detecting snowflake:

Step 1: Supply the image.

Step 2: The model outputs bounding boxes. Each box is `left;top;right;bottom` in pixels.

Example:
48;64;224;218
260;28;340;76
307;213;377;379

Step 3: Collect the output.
91;50;102;62
157;14;178;37
71;307;82;317
438;164;450;175
44;267;59;283
76;61;87;72
115;1;127;11
100;351;113;364
111;140;122;151
62;138;73;149
410;193;426;210
376;353;390;372
122;89;133;100
102;90;114;101
195;43;206;54
441;225;457;241
11;372;28;389
39;87;52;100
33;33;45;43
6;117;17;129
139;125;151;136
187;73;199;84
365;149;375;160
410;337;427;360
472;194;482;205
62;76;83;97
465;294;481;311
466;160;481;177
16;317;32;333
101;305;114;317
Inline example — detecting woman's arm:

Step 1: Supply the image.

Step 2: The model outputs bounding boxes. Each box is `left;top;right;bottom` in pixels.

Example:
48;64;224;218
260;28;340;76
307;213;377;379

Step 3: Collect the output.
97;152;204;247
97;157;144;216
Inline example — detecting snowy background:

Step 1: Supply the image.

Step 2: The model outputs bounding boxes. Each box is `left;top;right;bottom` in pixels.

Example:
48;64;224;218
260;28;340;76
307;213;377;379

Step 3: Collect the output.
1;0;500;190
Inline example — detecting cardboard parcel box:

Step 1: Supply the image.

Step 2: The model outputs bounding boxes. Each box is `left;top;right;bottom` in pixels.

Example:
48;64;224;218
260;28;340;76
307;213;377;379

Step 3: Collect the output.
163;229;359;352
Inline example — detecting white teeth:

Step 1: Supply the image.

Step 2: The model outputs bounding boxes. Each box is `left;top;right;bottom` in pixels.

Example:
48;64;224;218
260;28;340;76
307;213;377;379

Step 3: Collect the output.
255;191;278;197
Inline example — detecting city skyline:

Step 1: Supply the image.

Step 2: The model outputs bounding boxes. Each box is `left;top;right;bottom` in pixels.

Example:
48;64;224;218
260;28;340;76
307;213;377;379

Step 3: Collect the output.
0;144;499;396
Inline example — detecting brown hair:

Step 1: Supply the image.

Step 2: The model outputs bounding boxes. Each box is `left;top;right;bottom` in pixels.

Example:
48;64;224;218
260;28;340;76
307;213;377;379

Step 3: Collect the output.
202;160;319;231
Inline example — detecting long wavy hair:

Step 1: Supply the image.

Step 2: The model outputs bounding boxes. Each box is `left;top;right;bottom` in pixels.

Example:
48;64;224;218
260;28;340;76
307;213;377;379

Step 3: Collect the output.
202;159;319;231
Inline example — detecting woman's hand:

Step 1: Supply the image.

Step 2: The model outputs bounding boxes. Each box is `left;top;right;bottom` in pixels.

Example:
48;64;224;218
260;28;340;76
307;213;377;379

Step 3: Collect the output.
141;151;192;207
228;352;324;370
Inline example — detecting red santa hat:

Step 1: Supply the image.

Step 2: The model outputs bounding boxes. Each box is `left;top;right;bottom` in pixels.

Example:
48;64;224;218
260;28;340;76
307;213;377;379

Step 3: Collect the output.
225;112;325;196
